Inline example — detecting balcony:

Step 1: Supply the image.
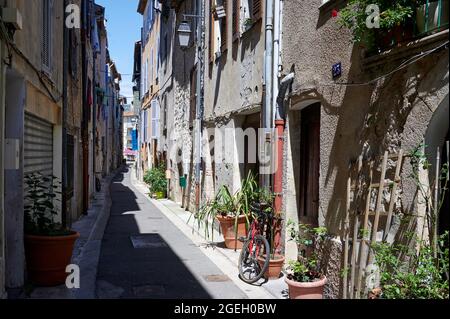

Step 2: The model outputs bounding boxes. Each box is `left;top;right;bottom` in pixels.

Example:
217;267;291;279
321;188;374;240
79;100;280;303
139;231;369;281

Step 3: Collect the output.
369;0;448;56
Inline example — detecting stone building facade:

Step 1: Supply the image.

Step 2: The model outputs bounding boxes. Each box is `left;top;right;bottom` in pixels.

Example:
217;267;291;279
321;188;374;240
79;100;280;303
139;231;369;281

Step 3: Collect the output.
281;0;449;298
157;0;266;211
0;0;123;297
137;0;162;181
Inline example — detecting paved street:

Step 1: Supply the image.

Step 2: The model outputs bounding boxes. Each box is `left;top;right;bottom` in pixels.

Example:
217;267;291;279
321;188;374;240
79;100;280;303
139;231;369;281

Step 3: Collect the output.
95;167;248;299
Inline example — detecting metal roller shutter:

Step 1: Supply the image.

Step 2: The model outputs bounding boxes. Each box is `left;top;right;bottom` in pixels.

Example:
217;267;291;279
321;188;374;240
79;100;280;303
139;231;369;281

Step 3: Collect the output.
24;113;54;177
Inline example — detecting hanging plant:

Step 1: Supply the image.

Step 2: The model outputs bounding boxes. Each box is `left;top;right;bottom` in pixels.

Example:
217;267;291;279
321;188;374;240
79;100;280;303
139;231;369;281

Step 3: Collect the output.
338;0;416;49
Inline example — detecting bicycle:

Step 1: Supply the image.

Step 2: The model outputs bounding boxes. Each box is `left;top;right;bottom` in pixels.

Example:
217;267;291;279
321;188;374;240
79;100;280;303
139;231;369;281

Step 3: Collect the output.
238;202;273;284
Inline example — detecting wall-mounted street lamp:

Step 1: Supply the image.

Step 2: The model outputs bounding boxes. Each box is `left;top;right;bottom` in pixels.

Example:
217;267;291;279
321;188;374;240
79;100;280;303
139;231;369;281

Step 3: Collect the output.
177;20;192;49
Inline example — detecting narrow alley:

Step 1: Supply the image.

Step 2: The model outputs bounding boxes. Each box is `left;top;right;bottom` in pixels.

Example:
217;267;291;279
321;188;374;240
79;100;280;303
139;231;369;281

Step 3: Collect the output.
95;166;248;299
1;0;449;308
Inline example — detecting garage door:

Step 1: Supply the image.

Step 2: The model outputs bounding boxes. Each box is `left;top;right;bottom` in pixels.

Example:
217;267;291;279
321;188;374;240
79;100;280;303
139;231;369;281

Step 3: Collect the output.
24;113;53;177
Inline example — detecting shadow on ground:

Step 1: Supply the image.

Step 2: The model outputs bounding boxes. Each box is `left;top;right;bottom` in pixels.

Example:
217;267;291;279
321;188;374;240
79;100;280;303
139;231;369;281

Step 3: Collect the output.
96;168;212;299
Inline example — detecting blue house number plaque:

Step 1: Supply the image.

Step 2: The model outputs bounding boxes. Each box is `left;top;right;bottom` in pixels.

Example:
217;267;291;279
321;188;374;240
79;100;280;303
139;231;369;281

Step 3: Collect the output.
332;62;342;79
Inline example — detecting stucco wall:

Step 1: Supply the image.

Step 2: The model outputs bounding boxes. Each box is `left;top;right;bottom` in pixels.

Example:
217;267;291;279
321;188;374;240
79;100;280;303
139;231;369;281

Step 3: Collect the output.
282;0;449;298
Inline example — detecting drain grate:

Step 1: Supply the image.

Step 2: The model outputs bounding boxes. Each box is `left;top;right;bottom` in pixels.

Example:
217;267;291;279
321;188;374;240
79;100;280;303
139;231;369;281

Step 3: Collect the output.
204;275;230;282
133;285;166;297
130;234;168;248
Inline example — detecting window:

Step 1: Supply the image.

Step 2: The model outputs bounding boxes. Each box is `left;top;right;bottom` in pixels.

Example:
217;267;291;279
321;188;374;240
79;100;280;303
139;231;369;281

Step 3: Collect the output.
144;109;148;142
209;0;228;60
232;0;240;41
42;0;52;72
189;66;197;128
209;0;215;62
151;100;160;140
240;0;263;33
150;49;154;88
145;58;149;93
220;0;228;52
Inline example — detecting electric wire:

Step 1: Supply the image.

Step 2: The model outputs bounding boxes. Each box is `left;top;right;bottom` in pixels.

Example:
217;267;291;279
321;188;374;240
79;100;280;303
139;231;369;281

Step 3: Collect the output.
320;40;449;87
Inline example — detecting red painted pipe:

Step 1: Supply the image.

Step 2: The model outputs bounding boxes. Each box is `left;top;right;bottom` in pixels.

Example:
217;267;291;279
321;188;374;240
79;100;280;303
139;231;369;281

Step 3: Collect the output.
273;119;285;253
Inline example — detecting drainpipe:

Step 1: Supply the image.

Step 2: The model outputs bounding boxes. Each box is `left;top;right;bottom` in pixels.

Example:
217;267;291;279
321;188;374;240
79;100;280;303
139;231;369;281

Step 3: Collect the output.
272;0;282;209
272;0;281;126
62;0;69;228
0;20;6;299
92;21;97;194
263;0;274;190
273;72;294;253
81;0;89;214
195;0;205;212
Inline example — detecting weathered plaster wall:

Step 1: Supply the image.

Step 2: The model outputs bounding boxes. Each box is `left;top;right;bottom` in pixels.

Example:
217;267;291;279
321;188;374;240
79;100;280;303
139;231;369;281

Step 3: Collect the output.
282;0;449;298
202;0;265;196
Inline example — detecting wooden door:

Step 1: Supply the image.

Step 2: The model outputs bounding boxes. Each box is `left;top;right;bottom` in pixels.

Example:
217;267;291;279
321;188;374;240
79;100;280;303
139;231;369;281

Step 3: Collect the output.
299;104;321;227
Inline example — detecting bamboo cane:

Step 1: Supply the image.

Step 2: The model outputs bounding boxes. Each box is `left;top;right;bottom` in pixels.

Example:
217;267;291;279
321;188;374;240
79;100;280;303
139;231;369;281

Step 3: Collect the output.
343;174;352;299
384;150;404;241
349;156;363;299
355;161;374;299
367;151;389;266
433;147;440;259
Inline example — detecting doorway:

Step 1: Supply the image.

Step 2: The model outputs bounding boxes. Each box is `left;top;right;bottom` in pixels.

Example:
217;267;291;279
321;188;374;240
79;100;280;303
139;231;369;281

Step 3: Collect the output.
298;103;320;227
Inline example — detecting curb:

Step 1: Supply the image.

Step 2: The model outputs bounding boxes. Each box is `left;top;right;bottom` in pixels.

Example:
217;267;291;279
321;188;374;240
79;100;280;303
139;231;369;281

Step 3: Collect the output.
130;171;281;299
71;167;122;299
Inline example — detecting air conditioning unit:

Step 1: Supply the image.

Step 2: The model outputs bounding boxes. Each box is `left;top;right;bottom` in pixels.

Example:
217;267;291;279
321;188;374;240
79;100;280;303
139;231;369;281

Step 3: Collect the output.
1;7;23;30
214;5;226;19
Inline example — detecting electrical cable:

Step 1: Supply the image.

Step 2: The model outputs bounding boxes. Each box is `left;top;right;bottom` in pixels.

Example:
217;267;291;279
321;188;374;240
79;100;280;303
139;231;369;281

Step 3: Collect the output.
0;17;63;103
320;40;449;87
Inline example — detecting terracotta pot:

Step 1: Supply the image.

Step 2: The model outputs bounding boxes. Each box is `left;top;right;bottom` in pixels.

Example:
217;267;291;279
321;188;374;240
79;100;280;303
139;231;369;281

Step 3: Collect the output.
24;232;80;286
216;215;248;250
257;254;285;280
285;275;327;299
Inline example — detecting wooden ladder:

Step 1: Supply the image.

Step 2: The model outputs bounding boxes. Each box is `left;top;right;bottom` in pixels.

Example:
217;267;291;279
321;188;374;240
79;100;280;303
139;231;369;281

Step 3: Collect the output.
343;150;407;299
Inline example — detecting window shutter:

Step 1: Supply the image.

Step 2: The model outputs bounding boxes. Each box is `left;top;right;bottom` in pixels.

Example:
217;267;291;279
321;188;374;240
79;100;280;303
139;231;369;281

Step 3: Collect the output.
232;0;240;41
209;0;215;62
144;109;148;142
151;100;160;139
189;67;197;127
220;0;228;51
252;0;262;21
42;0;52;71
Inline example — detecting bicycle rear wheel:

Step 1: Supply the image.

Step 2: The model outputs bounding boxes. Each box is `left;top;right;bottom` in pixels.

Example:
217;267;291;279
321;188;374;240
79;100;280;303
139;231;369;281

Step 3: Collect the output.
238;234;270;284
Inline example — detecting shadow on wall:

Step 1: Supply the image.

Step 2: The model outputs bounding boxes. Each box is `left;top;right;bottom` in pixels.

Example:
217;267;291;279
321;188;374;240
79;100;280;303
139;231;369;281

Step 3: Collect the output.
321;42;448;297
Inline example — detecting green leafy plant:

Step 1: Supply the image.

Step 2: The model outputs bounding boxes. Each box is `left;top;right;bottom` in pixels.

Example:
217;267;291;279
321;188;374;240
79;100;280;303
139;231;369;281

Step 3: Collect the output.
244;18;253;28
286;220;329;282
409;142;449;258
254;188;283;259
24;173;70;236
372;232;449;299
367;142;450;299
192;171;259;241
144;164;168;195
338;0;415;47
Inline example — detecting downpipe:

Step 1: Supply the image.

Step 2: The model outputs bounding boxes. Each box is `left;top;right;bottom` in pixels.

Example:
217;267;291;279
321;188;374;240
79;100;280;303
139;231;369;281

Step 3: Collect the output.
273;71;294;253
263;0;274;190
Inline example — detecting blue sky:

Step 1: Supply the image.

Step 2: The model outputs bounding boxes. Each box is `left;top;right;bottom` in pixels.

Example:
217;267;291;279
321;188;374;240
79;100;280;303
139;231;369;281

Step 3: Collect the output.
96;0;142;101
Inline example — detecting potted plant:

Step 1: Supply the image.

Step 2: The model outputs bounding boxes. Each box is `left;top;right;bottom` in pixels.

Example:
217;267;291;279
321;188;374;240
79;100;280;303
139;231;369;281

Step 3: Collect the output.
370;231;449;299
193;171;258;250
338;0;415;51
243;18;253;32
24;173;80;286
144;165;168;199
256;189;285;280
284;221;329;299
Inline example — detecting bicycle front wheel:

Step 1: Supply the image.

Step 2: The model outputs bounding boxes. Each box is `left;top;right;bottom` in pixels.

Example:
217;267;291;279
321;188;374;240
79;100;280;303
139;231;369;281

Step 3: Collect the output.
238;234;270;284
